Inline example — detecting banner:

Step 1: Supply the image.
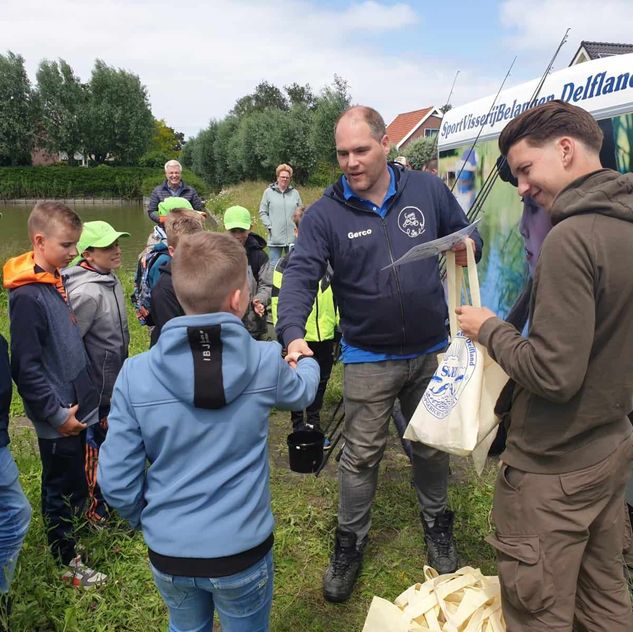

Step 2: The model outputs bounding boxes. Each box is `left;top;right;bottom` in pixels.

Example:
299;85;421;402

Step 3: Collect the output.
439;53;633;150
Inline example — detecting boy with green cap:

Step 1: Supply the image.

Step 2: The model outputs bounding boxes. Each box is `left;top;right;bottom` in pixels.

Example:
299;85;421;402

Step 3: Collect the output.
223;206;272;340
64;221;130;524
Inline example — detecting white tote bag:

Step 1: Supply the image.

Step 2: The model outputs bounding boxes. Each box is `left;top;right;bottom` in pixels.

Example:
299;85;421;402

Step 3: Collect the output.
404;241;507;472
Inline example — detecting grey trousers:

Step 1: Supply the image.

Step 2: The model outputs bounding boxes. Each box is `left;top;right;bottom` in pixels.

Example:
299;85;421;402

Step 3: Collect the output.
338;354;449;542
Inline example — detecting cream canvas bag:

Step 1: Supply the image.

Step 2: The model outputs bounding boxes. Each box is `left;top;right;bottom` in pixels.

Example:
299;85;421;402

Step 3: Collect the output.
404;242;507;473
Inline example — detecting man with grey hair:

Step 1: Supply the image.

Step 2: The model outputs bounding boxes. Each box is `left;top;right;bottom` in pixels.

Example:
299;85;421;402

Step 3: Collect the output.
147;160;205;223
277;105;482;603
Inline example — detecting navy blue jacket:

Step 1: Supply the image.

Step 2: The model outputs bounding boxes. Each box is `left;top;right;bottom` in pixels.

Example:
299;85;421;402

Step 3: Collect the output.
0;335;11;448
276;168;483;355
147;179;204;223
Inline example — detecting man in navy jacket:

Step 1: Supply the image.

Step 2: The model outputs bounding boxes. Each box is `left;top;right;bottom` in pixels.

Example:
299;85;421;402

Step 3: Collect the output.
277;106;482;603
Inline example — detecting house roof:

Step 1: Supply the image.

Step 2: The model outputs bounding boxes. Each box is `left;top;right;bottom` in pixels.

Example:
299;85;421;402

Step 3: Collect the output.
571;40;633;64
386;107;441;148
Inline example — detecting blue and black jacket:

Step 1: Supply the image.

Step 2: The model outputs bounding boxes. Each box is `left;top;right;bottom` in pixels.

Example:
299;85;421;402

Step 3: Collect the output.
276;167;483;355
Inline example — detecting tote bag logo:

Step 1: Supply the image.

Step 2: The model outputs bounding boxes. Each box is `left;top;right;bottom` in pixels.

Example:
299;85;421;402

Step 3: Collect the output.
422;332;477;419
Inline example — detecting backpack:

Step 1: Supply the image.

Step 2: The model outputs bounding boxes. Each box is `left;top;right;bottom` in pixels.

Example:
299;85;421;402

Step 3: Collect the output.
131;241;168;326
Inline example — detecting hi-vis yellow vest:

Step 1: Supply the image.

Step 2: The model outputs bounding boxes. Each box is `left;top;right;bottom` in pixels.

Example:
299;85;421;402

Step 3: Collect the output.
271;255;337;342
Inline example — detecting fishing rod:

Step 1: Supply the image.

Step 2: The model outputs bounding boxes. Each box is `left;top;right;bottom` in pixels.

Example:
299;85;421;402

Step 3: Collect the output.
438;28;571;278
427;70;460;166
449;57;516;194
482;28;571;221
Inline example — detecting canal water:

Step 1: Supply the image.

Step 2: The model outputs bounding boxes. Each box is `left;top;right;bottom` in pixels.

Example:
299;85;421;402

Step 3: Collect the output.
1;203;155;274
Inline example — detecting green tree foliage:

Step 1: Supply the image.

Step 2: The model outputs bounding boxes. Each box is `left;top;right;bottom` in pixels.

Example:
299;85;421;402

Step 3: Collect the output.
139;119;185;167
404;136;437;170
36;58;85;165
285;82;316;109
83;60;154;165
231;81;289;118
147;118;185;154
311;75;351;165
0;51;35;165
183;76;351;189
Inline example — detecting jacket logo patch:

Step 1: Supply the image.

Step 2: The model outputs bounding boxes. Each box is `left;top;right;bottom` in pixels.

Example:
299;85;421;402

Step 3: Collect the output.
348;228;373;239
398;206;426;238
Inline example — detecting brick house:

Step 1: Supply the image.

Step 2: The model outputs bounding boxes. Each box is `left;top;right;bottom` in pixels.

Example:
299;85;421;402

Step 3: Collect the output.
386;106;443;150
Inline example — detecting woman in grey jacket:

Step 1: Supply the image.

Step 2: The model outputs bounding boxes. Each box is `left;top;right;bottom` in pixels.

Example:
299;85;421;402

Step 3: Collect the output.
259;163;302;269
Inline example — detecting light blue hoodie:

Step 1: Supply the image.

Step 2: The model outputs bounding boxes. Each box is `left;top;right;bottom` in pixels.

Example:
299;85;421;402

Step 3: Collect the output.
98;312;319;560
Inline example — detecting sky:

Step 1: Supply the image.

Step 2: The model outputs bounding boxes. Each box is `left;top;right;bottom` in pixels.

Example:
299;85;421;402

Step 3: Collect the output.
3;0;633;138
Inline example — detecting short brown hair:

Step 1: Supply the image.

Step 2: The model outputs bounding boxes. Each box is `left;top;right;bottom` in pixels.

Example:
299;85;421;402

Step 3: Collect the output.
27;201;82;240
335;106;386;142
276;163;293;178
164;209;204;249
499;100;603;156
172;232;247;314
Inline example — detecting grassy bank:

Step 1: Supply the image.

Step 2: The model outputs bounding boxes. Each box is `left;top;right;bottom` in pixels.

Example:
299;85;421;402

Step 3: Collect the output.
7;416;497;631
1;180;499;630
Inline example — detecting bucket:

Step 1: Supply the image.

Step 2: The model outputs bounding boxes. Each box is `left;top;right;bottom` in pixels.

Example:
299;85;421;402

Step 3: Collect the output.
287;429;325;473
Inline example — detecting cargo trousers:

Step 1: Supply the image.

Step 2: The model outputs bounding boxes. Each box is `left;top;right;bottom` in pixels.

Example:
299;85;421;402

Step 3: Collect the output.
487;434;633;631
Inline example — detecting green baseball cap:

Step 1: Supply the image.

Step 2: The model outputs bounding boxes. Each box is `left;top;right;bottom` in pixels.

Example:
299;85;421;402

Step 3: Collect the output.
223;206;252;231
158;197;193;218
77;221;130;253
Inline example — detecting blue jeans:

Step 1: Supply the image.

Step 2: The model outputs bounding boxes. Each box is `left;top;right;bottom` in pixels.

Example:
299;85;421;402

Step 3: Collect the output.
0;446;31;593
150;550;273;632
267;246;290;271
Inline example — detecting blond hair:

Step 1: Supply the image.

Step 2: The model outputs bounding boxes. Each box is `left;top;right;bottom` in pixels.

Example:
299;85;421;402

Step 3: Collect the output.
276;163;293;178
172;232;247;314
27;201;82;240
164;209;205;249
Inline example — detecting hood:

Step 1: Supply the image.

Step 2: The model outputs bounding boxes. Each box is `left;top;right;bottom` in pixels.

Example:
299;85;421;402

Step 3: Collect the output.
270;182;295;194
3;252;60;290
245;232;267;251
148;313;260;409
63;261;118;294
550;169;633;225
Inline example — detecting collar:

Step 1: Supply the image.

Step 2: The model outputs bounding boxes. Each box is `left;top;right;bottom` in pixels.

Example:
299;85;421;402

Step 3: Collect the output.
341;166;396;207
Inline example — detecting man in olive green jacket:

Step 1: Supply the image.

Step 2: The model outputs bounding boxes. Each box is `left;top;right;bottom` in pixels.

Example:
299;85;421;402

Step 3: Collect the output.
458;101;633;632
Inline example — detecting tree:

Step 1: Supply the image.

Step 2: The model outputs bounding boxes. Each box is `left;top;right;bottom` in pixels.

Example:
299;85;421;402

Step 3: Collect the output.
83;60;154;165
0;51;35;165
148;118;185;155
36;58;85;164
230;81;288;118
403;136;436;170
311;75;351;165
190;121;218;185
285;82;315;109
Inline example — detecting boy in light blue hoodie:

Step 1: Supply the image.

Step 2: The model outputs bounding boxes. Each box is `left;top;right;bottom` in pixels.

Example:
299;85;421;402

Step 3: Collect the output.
98;231;319;632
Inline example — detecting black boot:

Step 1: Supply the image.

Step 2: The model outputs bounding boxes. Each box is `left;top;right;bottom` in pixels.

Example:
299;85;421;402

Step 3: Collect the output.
323;528;367;603
423;509;459;574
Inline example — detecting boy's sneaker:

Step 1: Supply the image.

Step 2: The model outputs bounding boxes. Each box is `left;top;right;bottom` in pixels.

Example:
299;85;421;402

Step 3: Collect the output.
323;437;332;450
62;555;107;589
323;528;367;603
423;509;458;574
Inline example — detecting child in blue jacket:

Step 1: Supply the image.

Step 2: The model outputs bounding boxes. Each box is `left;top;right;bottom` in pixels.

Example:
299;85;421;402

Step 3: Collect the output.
99;231;319;632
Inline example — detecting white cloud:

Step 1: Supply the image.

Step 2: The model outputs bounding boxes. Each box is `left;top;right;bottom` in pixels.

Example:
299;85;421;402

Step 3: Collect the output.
500;0;633;67
1;0;502;137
